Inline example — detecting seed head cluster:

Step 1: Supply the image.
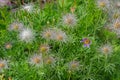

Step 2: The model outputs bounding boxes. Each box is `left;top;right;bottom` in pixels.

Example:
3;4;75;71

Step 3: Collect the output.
0;0;118;78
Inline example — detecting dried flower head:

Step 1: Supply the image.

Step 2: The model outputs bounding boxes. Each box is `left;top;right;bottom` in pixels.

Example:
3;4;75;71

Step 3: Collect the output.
19;28;35;43
44;56;55;66
39;44;50;53
8;22;24;31
97;0;110;9
80;38;92;48
8;77;12;80
70;6;75;13
54;29;68;42
22;3;34;12
0;59;8;72
111;0;120;8
114;20;120;29
99;44;113;55
41;28;55;40
68;60;80;71
41;28;68;42
0;0;11;7
62;13;77;27
109;18;120;37
5;43;12;49
29;54;43;67
116;2;120;8
112;11;120;19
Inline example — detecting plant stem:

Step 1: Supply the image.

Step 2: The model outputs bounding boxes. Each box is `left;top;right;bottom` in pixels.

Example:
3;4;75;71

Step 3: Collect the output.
68;71;71;80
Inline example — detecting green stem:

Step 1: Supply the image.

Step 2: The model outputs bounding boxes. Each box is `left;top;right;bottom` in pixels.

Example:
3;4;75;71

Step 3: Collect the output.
62;0;64;8
68;71;71;80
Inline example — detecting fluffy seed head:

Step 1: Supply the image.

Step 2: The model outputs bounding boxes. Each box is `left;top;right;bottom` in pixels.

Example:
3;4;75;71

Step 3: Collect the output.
19;28;34;43
39;44;50;53
22;4;34;12
114;21;120;29
68;60;80;71
8;22;24;31
5;43;12;49
41;28;55;40
109;18;120;37
0;0;11;7
116;2;120;8
97;0;110;9
62;13;77;27
44;56;55;65
99;44;113;55
54;29;68;42
111;0;120;8
41;28;68;42
29;54;43;67
112;12;120;19
0;59;8;72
